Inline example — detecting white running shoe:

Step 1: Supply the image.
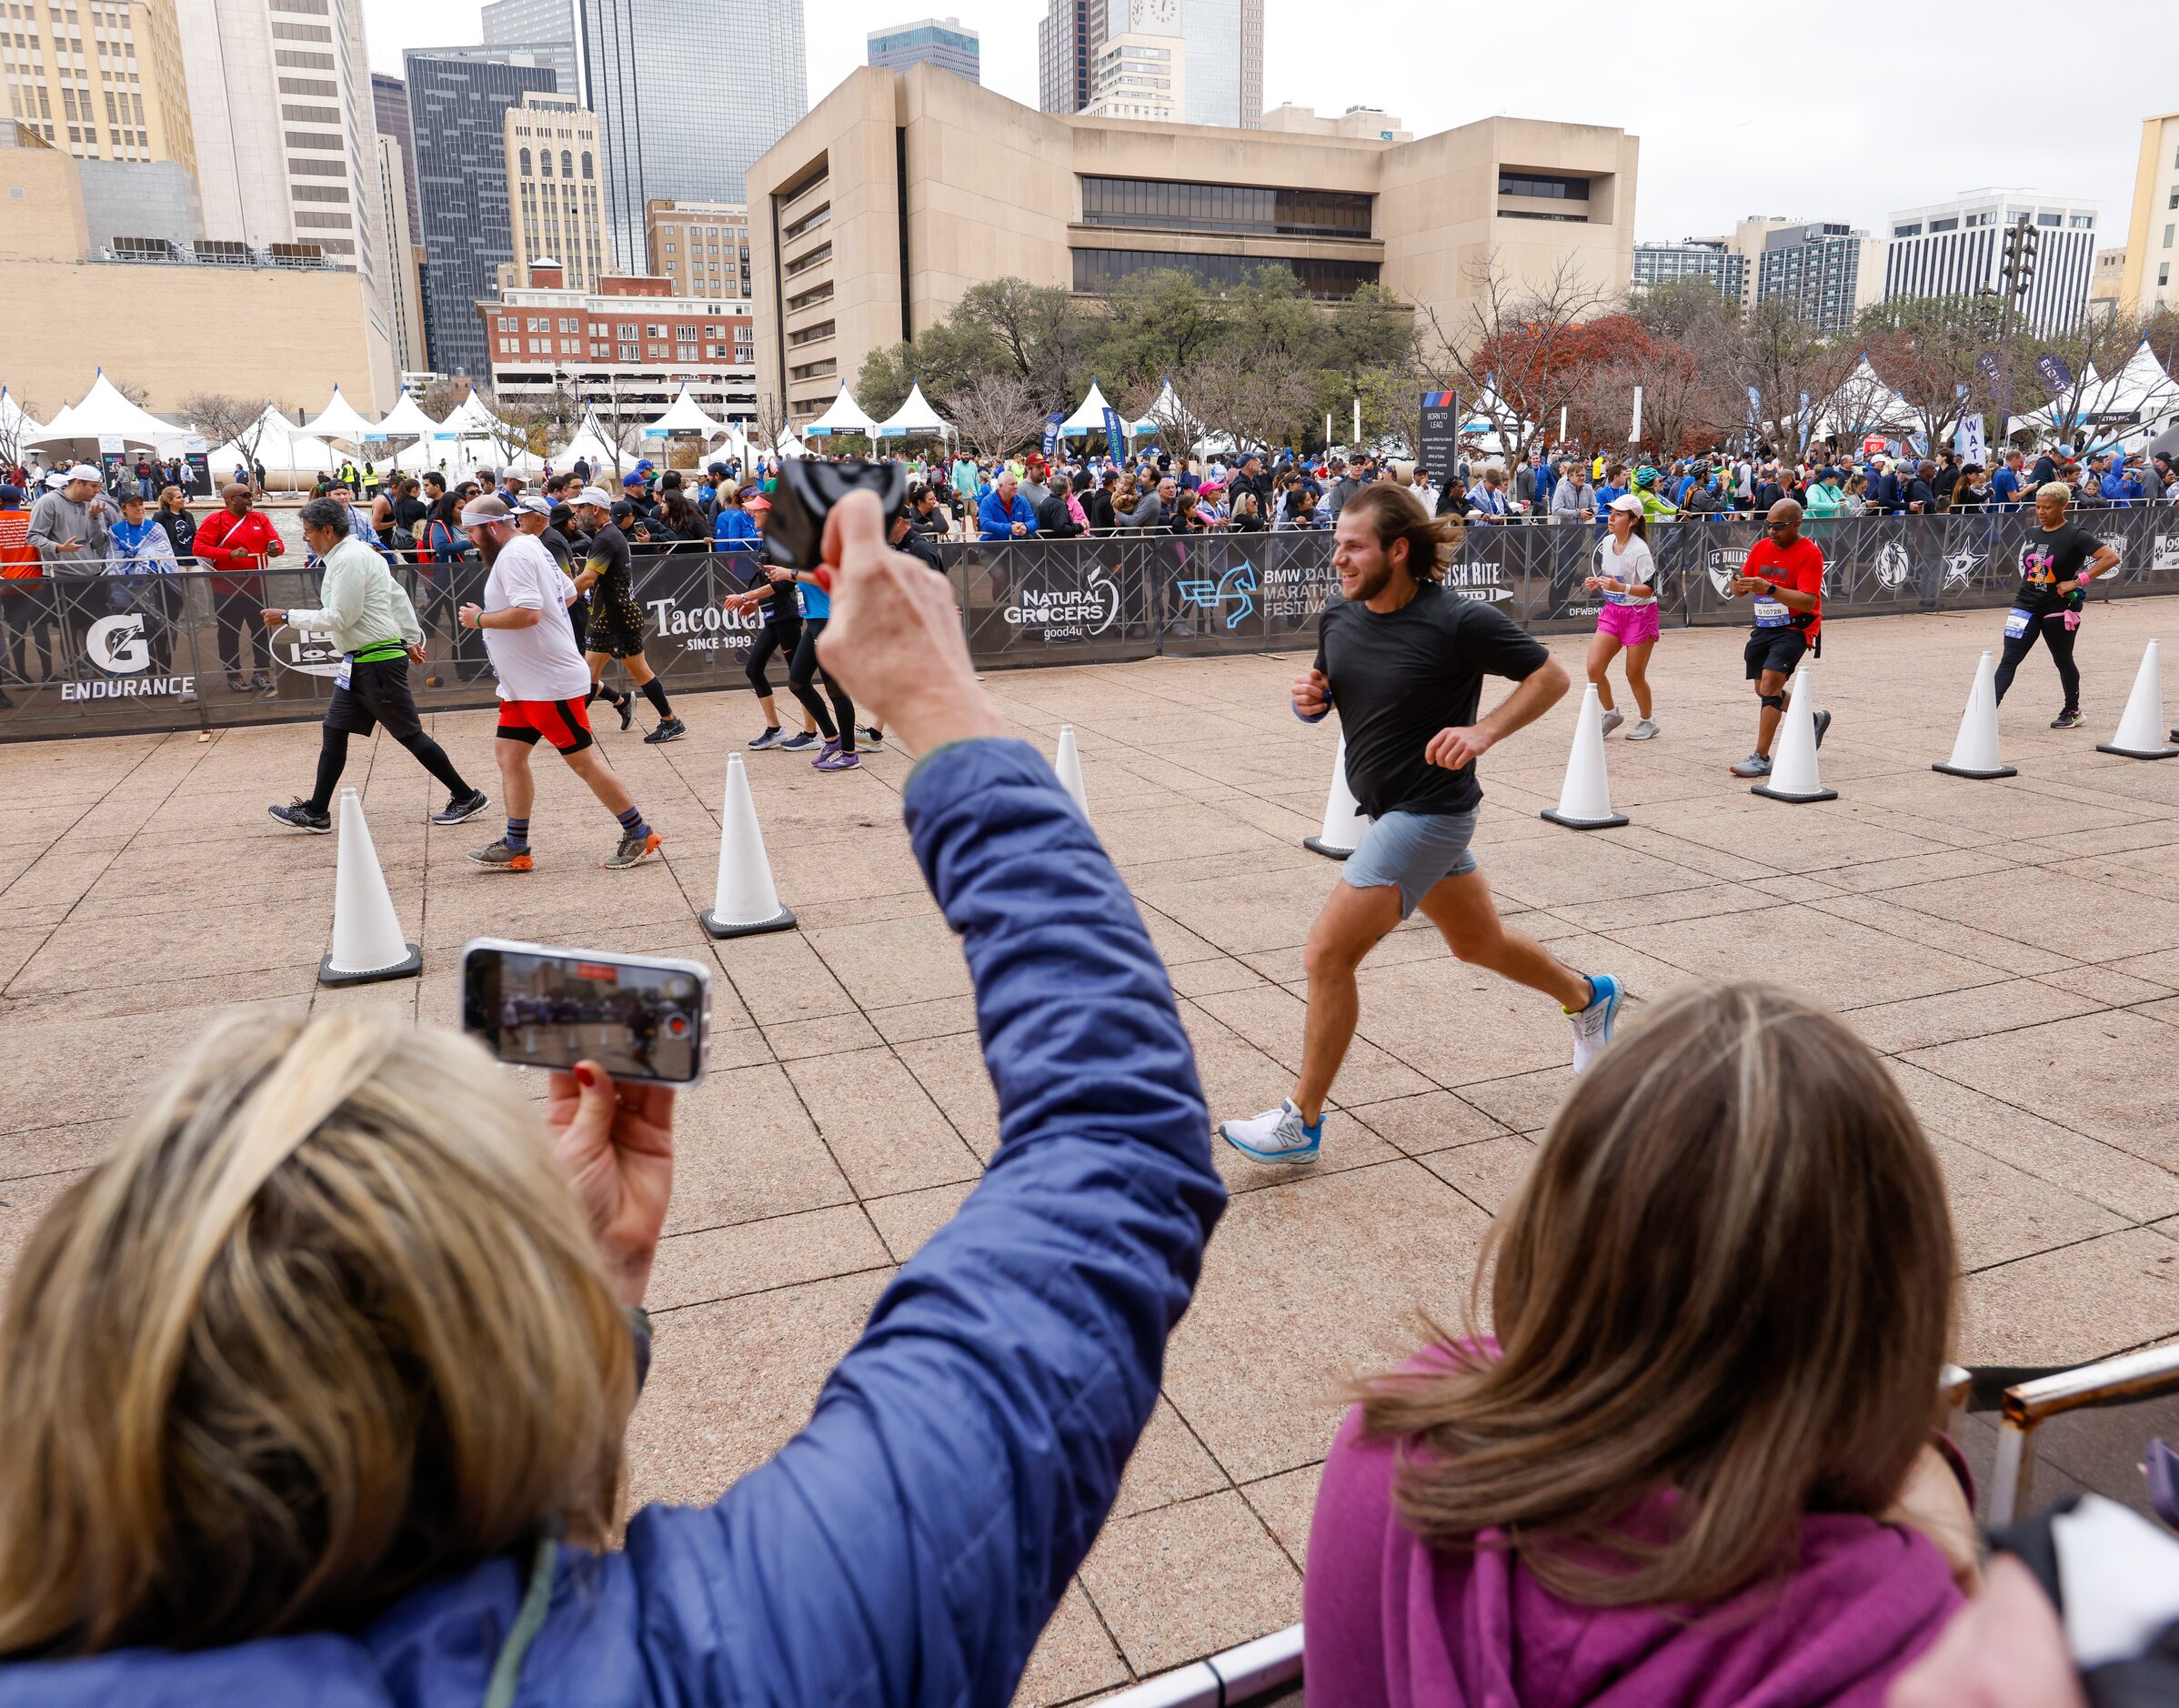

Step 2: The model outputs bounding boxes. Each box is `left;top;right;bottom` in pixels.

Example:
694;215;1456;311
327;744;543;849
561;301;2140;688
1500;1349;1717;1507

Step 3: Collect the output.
1599;708;1625;737
1568;974;1623;1074
1218;1099;1322;1164
1626;718;1660;740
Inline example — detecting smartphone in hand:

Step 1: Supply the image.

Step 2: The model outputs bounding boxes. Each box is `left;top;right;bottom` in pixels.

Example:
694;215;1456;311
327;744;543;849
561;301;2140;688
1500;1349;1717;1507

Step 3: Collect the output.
460;938;713;1085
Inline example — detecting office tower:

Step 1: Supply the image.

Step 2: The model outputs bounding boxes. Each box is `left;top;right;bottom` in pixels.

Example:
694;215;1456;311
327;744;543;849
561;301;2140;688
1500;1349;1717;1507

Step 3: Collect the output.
1754;222;1885;333
481;0;575;94
1632;237;1747;303
646;198;750;302
1083;30;1182;124
371;72;421;245
2120;112;2179;317
1884;190;2096;334
175;0;396;402
376;134;427;371
1;0;196;170
867;16;979;82
505;90;606;289
405;47;555;377
578;0;805;273
1040;0;1260;129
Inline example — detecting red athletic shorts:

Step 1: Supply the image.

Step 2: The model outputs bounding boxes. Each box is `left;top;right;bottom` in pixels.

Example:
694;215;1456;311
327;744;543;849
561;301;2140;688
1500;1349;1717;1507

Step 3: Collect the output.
496;695;594;753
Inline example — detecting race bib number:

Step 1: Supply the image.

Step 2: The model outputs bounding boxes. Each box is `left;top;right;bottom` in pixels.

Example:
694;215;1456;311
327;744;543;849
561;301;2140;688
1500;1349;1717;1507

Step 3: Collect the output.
2003;607;2032;639
334;658;353;688
1753;594;1791;628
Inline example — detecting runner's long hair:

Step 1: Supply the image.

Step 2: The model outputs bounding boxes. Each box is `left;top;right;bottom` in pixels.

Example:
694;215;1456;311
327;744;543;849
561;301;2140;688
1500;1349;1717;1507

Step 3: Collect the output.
1341;482;1463;582
1354;982;1954;1608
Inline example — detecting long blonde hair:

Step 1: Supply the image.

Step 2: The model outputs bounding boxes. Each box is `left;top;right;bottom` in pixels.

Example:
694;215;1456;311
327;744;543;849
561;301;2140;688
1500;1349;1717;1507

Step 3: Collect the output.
1359;982;1954;1607
0;1010;635;1656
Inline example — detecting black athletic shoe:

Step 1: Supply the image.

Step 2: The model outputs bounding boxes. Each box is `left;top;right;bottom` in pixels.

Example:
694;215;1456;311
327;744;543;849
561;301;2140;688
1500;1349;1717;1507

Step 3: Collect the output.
778;730;818;751
642;716;687;745
432;789;490;826
268;799;331;834
748;726;784;749
2052;708;2085;729
1812;709;1832;749
859;725;884;748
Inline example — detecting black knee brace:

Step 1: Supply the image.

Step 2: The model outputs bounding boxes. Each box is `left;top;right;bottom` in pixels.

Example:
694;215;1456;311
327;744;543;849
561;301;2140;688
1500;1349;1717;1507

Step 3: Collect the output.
1760;692;1785;712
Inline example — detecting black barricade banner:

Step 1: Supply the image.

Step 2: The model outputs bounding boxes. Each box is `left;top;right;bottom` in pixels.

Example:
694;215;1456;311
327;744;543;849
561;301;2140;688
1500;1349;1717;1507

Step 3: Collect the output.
10;515;2179;739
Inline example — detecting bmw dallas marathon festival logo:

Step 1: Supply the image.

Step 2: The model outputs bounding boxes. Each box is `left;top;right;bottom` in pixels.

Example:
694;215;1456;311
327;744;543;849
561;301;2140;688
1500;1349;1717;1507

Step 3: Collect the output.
60;611;195;700
1005;563;1120;639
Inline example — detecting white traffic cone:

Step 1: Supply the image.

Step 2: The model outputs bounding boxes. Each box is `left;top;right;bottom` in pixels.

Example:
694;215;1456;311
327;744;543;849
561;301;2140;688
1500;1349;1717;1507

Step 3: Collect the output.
1933;649;2016;779
1751;661;1838;803
1303;735;1369;860
1055;723;1089;814
700;753;797;939
319;787;421;986
1541;684;1630;829
2096;639;2179;760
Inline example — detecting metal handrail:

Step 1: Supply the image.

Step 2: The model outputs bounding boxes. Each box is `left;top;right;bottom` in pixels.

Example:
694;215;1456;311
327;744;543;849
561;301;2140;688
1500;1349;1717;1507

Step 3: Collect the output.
1985;1343;2179;1526
1100;1623;1304;1708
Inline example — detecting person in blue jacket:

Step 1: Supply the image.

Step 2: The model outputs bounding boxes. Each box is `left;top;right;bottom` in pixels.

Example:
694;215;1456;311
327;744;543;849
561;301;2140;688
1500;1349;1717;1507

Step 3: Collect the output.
0;489;1223;1706
978;468;1038;541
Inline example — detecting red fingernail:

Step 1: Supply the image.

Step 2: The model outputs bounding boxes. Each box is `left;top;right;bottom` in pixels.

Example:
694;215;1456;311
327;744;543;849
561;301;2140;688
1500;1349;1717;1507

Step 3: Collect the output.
573;1064;594;1087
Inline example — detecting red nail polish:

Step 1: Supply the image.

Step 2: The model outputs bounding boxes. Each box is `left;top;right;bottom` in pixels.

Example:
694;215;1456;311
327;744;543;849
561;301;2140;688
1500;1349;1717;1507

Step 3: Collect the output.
573;1064;594;1088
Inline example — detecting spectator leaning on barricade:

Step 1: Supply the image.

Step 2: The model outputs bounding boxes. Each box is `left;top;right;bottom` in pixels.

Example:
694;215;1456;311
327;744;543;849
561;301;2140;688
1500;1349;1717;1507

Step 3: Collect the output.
1305;981;1973;1706
0;487;1223;1705
1551;461;1595;521
978;469;1037;541
25;463;116;572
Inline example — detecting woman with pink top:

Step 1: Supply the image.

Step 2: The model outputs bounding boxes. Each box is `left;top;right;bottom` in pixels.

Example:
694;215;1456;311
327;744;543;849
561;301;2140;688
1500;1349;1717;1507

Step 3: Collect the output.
1582;490;1662;739
1305;981;1974;1707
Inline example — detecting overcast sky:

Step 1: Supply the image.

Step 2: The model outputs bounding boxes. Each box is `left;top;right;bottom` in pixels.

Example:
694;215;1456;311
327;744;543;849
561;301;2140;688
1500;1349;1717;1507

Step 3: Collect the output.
366;0;2168;246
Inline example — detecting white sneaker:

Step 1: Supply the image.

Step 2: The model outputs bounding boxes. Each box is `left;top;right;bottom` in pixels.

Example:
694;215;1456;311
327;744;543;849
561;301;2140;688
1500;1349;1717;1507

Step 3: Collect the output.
1626;718;1660;740
1568;974;1623;1075
1599;708;1625;737
1218;1099;1322;1164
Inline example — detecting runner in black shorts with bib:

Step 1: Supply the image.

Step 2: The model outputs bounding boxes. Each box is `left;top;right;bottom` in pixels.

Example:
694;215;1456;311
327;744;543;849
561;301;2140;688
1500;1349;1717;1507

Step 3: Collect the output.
569;487;685;744
1728;498;1831;779
1993;481;2118;729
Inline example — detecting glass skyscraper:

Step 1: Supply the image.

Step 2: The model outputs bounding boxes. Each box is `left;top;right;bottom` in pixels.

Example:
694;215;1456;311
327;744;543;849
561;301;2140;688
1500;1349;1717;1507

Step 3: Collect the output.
405;48;558;376
1039;0;1260;128
481;0;577;96
579;0;807;274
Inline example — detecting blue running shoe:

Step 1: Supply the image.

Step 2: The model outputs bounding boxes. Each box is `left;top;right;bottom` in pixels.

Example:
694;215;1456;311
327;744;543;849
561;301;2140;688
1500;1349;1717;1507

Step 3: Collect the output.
1568;973;1622;1074
1219;1099;1323;1164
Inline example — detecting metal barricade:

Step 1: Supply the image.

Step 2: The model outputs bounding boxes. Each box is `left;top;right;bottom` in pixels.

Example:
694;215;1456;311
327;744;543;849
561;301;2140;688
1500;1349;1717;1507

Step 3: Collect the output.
1101;1624;1303;1708
1985;1343;2179;1527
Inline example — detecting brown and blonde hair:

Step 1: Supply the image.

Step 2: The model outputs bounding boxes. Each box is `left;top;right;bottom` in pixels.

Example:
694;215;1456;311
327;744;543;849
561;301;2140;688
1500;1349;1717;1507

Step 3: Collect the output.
1341;482;1464;583
0;1010;636;1657
1359;982;1954;1608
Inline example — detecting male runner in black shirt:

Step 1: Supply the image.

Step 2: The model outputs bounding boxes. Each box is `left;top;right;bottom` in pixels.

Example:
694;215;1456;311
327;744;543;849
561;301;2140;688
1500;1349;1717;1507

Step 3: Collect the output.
1218;485;1624;1165
1993;481;2119;729
569;485;684;743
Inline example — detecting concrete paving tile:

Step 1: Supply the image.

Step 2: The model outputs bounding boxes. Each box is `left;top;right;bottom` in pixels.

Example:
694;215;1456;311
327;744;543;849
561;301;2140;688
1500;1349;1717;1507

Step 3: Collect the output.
1239;1465;1322;1572
1113;1398;1228;1520
663;1061;854;1238
804;910;970;1010
1458;1065;1575;1136
1013;1581;1131;1708
1164;1161;1487;1482
1418;1135;1542;1217
0;997;307;1136
761;1010;886;1060
625;1270;889;1510
0;1115;123;1184
785;1046;984;1197
867;993;980;1043
1883;866;2179;962
863;1179;976;1263
1842;977;2106;1055
1128;863;1354;958
893;1030;1003;1160
1905;1011;2179;1170
1343;1088;1517;1154
2037;962;2179;1005
1799;891;2078;978
647;1202;893;1311
1960;1228;2179;1365
713;929;859;1025
1931;1136;2127;1271
1164;956;1271;1000
1076;1492;1302;1681
1605;903;2007;1011
1190;985;1436;1108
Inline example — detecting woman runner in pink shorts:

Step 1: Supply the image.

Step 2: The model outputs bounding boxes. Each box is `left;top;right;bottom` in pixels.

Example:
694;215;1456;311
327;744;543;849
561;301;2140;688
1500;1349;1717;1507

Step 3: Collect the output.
1583;490;1661;738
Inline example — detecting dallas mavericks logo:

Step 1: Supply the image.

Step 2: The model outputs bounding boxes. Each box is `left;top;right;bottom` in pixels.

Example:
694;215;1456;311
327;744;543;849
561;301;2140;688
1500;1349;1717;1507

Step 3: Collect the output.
1873;539;1912;589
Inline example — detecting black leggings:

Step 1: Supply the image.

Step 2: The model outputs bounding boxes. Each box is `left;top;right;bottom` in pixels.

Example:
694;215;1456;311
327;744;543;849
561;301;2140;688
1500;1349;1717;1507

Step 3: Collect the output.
745;616;802;698
787;617;854;751
1993;612;2080;712
216;587;265;675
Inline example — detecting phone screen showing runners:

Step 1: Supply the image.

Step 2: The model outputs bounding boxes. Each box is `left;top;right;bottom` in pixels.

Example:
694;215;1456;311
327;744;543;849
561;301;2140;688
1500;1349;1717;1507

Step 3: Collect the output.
463;948;707;1083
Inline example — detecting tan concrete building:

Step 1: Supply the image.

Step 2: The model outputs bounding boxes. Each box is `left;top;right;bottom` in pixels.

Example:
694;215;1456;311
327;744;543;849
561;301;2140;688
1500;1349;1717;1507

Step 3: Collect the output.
1259;104;1411;144
0;0;195;172
0;120;381;415
2120;111;2179;317
748;65;1638;429
1081;30;1181;124
376;133;427;373
504;90;605;290
2092;245;2127;317
645;198;751;304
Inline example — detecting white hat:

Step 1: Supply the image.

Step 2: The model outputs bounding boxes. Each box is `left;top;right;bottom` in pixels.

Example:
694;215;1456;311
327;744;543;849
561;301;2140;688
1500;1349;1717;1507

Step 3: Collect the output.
45;470;70;487
574;485;615;507
458;494;512;526
1608;491;1644;513
66;463;101;482
516;493;552;517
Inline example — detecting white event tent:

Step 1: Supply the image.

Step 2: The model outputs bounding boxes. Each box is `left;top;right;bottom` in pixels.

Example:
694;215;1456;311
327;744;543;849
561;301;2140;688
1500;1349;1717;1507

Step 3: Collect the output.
874;381;950;440
26;371;187;454
209;404;337;480
1130;377;1194;439
551;408;628;476
1059;378;1126;437
0;387;44;448
641;383;727;441
799;386;877;442
367;392;441;445
295;385;376;446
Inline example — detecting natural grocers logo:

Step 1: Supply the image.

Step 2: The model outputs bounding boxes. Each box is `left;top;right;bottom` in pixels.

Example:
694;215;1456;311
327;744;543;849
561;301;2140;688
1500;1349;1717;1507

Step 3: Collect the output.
1005;565;1120;638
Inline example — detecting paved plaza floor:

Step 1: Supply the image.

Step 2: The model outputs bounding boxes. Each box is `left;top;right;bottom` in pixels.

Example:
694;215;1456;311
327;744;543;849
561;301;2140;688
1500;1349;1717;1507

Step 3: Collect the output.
7;598;2179;1702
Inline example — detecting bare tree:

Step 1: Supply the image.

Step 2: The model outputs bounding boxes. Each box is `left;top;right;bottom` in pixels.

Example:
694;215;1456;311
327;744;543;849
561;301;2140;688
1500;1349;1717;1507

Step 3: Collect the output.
751;390;790;457
111;377;154;407
2033;308;2145;450
419;375;472;420
1178;343;1319;461
1730;298;1858;451
179;391;275;477
1414;255;1616;467
947;370;1047;462
0;392;42;468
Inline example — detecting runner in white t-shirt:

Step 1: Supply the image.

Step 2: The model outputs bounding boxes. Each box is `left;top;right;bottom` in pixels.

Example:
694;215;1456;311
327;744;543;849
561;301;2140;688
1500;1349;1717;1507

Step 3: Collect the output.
1582;491;1662;739
454;495;663;872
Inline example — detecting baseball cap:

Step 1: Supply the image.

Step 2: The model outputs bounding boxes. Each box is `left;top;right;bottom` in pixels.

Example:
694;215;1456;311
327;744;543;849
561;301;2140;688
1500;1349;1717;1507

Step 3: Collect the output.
574;485;615;507
0;485;22;507
516;494;552;517
46;470;70;488
744;495;770;513
66;463;101;482
458;494;511;525
621;471;646;487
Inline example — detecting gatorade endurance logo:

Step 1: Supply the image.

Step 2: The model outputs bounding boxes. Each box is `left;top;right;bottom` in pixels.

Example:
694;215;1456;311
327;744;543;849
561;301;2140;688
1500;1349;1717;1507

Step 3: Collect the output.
60;612;196;701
